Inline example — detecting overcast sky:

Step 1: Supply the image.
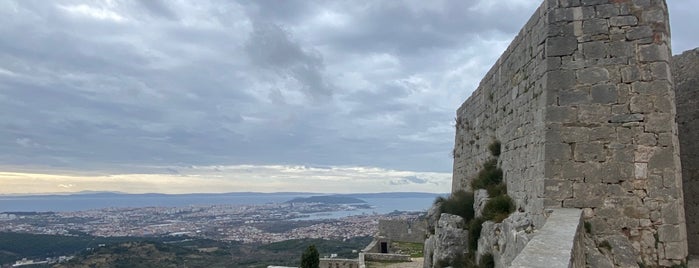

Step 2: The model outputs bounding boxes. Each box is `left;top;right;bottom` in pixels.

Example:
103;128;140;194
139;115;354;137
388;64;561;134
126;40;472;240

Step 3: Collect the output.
0;0;696;194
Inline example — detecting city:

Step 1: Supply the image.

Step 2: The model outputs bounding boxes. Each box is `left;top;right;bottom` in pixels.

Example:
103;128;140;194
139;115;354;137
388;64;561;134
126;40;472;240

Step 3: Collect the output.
0;202;423;244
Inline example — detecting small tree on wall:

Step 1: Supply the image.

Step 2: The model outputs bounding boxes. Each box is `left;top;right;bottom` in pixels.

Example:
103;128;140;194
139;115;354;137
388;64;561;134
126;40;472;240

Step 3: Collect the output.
300;244;319;268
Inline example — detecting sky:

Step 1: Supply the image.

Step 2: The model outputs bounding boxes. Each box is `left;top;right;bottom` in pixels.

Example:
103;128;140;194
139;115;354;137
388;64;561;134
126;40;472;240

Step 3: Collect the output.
0;0;696;195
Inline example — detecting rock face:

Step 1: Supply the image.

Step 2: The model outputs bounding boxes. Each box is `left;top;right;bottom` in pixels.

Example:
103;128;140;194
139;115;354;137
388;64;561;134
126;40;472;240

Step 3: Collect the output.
473;189;490;218
672;47;699;255
477;212;534;267
423;213;468;268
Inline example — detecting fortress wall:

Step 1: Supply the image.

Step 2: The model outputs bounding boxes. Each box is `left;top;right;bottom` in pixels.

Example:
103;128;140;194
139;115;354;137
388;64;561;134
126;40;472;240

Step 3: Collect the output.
452;0;553;228
673;48;699;255
541;0;686;265
378;219;428;244
452;0;687;265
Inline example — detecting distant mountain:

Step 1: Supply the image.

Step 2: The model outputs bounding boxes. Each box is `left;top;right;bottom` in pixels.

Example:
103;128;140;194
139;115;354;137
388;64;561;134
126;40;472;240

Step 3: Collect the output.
286;195;366;204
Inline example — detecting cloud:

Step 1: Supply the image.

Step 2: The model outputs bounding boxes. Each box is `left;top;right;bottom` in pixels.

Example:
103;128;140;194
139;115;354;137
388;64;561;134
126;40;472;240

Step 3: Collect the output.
245;20;332;101
59;4;126;22
389;175;431;185
137;0;177;20
0;165;451;194
0;0;696;194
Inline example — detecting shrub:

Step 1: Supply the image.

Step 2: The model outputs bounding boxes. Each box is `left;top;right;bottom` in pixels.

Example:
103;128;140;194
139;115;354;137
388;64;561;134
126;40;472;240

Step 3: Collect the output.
598;240;612;251
471;163;502;191
488;141;501;157
436;191;475;222
468;218;485;252
479;253;495;268
485;183;507;197
482;195;515;223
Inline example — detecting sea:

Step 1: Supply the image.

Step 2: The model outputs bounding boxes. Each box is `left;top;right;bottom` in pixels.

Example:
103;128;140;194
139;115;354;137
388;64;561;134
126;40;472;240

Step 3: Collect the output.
0;193;442;219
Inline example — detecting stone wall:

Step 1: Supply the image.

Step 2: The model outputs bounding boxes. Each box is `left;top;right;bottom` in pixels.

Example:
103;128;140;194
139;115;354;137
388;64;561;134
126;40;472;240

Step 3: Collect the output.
451;0;687;265
673;48;699;255
452;0;550;228
378;219;428;244
363;253;412;262
319;258;359;268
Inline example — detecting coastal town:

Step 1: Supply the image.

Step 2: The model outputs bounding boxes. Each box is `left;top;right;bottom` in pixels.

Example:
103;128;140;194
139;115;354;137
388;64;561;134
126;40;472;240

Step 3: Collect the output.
0;201;424;244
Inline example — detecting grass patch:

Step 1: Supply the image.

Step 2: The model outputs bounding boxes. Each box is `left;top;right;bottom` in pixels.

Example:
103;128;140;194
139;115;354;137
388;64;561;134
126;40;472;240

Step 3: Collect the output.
390;242;423;258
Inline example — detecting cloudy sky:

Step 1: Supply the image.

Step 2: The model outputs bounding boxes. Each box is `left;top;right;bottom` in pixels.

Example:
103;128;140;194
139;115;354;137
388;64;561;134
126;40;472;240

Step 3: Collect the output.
0;0;696;194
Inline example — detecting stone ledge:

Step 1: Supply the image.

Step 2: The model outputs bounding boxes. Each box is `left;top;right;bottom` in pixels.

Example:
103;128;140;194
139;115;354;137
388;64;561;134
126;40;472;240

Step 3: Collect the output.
510;209;583;268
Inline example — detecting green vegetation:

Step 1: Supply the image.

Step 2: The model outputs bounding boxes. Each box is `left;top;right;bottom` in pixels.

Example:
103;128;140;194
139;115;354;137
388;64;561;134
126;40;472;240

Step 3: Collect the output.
390;241;424;258
468;218;486;252
481;195;515;223
470;159;505;197
259;236;371;259
433;140;515;268
479;253;495;268
300;245;319;268
488;141;501;157
0;232;371;268
434;190;475;222
0;232;187;265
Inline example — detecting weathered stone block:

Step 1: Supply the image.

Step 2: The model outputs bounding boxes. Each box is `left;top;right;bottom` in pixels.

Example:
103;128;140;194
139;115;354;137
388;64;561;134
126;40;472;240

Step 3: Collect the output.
582;41;608;59
578;67;610;84
596;4;619;18
642;9;665;24
610;41;634;58
639;44;670;62
546;69;576;90
609;113;644;123
626;26;653;40
573;142;606;162
559;89;590;105
629;95;654;113
546;106;578;122
590;84;617;104
645;113;672;134
658;225;683;242
610;15;638;26
583;18;609;35
547;37;578;57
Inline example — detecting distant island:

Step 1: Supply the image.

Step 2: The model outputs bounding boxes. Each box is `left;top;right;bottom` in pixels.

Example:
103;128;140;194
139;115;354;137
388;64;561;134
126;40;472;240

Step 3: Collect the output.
286;195;367;204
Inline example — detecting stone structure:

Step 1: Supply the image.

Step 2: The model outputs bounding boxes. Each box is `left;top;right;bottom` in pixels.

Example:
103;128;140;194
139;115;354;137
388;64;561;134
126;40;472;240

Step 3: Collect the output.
319;258;358;268
672;48;699;256
378;219;429;244
447;0;687;266
510;209;584;268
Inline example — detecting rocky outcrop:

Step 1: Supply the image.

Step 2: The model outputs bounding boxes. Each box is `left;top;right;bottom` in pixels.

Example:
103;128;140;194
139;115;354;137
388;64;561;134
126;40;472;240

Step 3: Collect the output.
423;213;468;268
477;212;534;267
